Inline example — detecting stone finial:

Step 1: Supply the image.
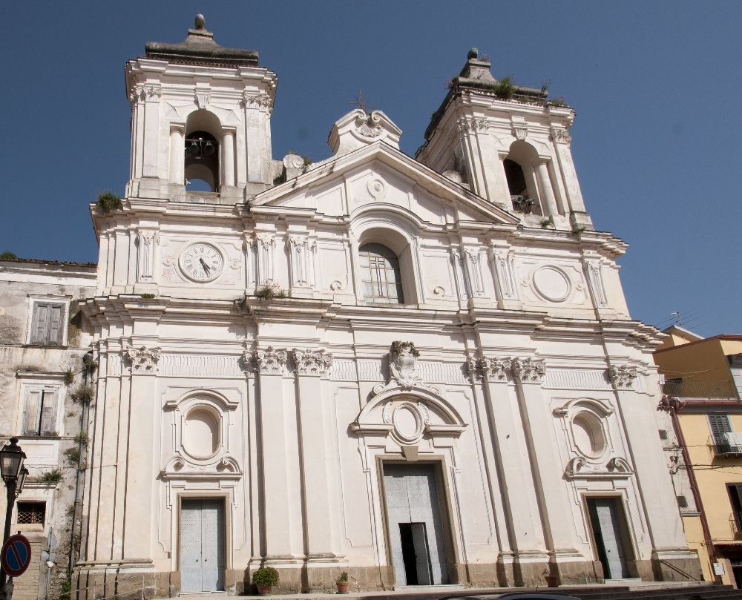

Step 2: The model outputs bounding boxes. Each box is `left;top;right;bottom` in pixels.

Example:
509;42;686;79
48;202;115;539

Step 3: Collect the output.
195;14;206;29
467;47;479;60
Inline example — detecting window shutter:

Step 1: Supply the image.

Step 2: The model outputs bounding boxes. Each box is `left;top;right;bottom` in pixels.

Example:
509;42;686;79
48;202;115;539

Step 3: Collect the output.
709;414;733;448
31;304;50;345
39;391;56;434
24;390;42;435
48;305;63;345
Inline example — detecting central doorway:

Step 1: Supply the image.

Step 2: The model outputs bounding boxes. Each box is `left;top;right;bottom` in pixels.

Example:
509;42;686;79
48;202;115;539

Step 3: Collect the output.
587;497;631;580
180;498;226;592
383;463;449;586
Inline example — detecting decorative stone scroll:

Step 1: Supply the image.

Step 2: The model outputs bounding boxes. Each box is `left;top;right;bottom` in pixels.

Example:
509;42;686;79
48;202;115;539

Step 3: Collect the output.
242;92;273;113
255;233;275;285
489;245;518;301
293;349;333;377
125;346;161;374
565;456;633;480
607;365;638;389
254;346;287;375
287;236;316;288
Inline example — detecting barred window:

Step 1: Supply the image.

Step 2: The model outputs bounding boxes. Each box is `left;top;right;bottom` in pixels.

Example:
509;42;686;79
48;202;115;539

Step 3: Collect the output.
359;243;404;304
17;502;45;526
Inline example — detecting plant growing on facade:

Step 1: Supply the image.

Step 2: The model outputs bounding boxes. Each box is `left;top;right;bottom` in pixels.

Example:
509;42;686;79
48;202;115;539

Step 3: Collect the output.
64;446;81;466
40;468;63;484
96;191;123;214
74;430;89;448
252;566;279;586
255;283;287;300
63;369;75;386
494;75;515;100
70;383;94;404
141;293;156;299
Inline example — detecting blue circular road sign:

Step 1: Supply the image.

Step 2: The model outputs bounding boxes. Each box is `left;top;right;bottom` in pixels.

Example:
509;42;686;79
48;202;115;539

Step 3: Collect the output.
1;534;32;577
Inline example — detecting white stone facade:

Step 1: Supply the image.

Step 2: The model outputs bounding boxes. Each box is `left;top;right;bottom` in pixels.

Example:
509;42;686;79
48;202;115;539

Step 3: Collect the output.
63;21;701;597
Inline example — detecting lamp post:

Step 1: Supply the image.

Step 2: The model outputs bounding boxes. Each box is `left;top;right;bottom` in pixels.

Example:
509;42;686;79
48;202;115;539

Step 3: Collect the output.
0;438;27;598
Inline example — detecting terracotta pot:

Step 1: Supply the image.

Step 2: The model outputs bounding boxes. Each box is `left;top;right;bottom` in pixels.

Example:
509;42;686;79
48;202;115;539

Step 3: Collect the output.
336;581;350;594
256;584;273;596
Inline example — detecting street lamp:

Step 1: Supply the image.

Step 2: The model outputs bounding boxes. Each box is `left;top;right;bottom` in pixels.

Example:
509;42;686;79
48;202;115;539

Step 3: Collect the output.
0;437;26;596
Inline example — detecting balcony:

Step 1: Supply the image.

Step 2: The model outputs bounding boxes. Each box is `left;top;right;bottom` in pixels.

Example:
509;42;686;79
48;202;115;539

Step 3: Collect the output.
662;379;738;399
731;512;742;538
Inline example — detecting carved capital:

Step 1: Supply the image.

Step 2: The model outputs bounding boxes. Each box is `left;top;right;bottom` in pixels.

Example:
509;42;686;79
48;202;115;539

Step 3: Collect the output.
550;128;572;145
255;346;287;375
125;346;161;374
480;357;512;381
293;349;333;377
511;357;545;384
242;92;273;113
256;232;275;248
608;365;637;389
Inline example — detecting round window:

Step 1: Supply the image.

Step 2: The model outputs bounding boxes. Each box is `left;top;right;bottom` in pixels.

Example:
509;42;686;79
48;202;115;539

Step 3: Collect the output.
183;408;220;458
572;412;607;459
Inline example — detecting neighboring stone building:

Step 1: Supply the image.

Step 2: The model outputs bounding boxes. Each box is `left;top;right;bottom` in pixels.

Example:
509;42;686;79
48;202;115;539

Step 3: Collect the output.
655;327;742;586
0;15;699;599
0;258;97;600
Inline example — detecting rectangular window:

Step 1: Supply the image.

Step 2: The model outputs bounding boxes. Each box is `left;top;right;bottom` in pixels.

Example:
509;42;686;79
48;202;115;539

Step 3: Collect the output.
709;414;735;453
17;502;46;526
23;388;58;436
29;301;66;346
728;484;742;533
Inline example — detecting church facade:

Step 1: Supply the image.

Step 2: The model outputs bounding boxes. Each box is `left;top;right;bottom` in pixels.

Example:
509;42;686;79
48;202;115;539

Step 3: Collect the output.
69;17;700;597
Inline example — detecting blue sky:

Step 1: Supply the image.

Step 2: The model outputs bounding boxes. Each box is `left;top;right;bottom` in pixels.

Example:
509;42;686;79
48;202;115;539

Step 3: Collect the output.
2;2;740;336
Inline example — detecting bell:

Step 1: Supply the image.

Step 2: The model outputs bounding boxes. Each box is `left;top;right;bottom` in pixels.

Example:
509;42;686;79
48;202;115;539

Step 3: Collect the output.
187;141;200;157
203;141;216;157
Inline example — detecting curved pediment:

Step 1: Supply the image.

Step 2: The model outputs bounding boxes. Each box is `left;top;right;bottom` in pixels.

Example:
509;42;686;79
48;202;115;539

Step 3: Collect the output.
351;386;467;445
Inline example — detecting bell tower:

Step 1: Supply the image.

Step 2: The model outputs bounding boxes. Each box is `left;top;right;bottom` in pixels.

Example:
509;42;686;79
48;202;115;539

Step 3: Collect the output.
417;49;593;232
124;15;278;202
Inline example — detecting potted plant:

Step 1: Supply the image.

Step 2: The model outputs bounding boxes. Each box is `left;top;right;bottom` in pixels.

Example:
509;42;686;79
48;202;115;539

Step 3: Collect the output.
336;571;349;594
252;566;279;596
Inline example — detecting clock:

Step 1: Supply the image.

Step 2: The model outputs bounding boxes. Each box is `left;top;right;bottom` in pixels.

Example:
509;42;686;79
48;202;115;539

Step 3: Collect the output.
179;243;224;282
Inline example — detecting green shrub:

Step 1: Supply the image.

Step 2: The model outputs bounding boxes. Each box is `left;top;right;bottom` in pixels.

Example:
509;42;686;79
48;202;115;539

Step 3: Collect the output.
96;192;123;214
494;76;515;100
64;447;81;466
252;566;279;586
0;251;18;260
71;384;94;404
40;469;63;484
255;284;287;300
337;571;348;582
141;293;156;299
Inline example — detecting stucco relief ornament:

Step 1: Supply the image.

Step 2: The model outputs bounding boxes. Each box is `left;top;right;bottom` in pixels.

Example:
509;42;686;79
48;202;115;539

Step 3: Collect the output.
373;341;440;395
479;357;512;381
356;112;383;139
125;346;161;374
511;357;545;384
607;365;638;389
293;349;333;377
254;346;287;375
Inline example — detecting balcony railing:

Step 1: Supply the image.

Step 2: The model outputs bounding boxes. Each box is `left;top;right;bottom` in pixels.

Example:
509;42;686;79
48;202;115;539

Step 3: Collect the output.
662;379;738;399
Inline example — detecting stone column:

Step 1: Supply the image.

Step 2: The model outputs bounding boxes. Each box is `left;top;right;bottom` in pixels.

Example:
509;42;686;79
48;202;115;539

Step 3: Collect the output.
293;349;339;566
536;160;560;217
122;346;161;560
511;358;581;579
254;347;293;559
477;356;548;585
169;127;184;184
222;130;236;187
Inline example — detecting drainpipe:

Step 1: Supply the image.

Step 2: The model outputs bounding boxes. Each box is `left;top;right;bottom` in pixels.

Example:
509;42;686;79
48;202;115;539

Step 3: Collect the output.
663;396;719;583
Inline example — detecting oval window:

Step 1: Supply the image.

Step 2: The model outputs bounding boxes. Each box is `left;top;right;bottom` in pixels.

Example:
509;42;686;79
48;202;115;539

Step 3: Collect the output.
572;412;606;459
184;408;219;458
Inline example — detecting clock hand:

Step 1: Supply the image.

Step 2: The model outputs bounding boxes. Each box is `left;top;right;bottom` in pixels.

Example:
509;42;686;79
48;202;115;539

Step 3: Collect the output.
199;258;211;274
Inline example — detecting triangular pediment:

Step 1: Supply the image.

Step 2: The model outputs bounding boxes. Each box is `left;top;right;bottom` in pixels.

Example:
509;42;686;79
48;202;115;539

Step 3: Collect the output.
250;142;518;227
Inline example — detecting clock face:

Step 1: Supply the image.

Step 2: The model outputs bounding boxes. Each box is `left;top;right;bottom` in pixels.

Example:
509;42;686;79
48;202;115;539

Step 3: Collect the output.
179;243;224;282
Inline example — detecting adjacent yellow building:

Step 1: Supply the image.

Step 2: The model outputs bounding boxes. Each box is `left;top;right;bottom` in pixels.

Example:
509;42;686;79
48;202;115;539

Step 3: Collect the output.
655;327;742;586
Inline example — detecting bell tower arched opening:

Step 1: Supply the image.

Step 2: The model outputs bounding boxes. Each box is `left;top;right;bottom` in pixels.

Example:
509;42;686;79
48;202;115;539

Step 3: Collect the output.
184;110;223;193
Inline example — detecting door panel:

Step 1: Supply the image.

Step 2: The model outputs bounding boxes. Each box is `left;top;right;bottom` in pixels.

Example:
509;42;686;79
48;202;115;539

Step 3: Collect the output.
588;498;629;579
383;464;448;586
180;499;225;592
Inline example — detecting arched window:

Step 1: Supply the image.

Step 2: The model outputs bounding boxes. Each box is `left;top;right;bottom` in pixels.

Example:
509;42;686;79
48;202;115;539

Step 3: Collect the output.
504;159;528;196
359;243;404;304
184;110;223;193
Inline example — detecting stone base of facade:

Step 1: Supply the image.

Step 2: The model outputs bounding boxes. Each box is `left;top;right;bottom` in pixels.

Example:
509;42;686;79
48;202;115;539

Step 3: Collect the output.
650;550;703;582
